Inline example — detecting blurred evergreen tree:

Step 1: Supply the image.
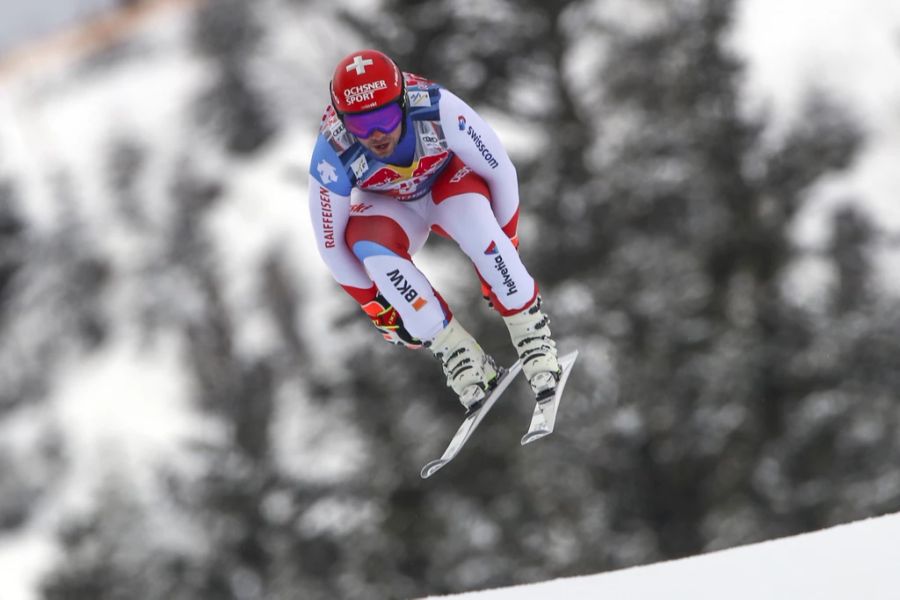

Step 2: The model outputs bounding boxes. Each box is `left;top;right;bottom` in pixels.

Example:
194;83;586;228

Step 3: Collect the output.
41;478;203;600
322;0;899;597
0;179;25;365
192;0;276;155
29;1;900;599
105;135;149;229
0;171;113;589
35;145;344;598
828;204;873;314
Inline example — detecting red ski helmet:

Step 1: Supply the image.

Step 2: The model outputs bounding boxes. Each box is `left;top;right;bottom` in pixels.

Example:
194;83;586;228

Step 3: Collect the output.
330;49;406;116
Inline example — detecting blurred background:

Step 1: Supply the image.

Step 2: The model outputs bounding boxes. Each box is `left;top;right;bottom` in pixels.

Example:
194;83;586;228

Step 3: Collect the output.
1;0;900;598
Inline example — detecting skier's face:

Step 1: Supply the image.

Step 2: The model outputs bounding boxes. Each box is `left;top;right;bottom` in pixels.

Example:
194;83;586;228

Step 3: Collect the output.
359;124;402;158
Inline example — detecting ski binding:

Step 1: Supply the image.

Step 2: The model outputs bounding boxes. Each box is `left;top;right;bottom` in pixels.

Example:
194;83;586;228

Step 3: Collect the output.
521;350;579;445
420;360;522;479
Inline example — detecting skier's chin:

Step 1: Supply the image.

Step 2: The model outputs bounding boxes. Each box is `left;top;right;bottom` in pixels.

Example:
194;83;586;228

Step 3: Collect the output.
368;140;395;157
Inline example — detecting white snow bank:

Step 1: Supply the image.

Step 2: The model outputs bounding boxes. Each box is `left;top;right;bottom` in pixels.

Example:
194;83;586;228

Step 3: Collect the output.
425;511;900;599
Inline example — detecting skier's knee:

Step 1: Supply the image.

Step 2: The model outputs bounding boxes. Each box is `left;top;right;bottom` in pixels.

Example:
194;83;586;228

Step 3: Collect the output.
351;240;399;262
346;215;411;260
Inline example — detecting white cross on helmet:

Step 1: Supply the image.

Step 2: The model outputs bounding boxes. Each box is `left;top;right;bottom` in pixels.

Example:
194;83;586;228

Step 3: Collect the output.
331;50;405;115
345;55;374;75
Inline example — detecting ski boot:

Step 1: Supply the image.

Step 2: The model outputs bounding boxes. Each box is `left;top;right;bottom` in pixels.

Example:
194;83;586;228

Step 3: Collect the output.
427;317;499;415
502;296;561;401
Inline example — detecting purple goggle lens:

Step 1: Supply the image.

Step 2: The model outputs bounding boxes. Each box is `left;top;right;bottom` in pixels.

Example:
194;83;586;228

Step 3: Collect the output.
343;103;403;139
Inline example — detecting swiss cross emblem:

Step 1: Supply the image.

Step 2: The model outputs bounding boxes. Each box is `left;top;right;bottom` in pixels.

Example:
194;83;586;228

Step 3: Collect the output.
346;55;374;75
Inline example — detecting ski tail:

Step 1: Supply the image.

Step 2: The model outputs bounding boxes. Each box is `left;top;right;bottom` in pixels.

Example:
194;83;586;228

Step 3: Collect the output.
521;350;578;445
420;360;523;479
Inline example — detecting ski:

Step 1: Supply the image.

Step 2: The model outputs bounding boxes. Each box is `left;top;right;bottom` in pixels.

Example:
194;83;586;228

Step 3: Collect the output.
521;350;579;445
420;360;523;479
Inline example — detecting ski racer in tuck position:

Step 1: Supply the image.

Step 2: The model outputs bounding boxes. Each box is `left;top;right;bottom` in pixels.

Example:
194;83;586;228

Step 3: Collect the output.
308;49;561;413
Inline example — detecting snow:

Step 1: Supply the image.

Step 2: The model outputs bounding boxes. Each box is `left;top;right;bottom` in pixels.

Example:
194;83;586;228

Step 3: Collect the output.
734;0;900;130
424;511;900;599
732;0;900;301
49;335;209;505
734;0;900;241
0;533;58;600
0;7;213;600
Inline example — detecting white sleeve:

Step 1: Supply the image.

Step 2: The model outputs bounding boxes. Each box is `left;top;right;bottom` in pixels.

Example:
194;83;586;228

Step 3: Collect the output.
307;179;373;292
439;90;521;229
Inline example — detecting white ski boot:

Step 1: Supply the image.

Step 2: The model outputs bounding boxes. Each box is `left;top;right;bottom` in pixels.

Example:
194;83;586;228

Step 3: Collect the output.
427;317;499;414
503;296;561;400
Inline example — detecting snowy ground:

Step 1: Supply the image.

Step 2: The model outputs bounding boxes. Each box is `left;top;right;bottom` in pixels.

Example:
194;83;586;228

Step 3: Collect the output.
424;511;900;599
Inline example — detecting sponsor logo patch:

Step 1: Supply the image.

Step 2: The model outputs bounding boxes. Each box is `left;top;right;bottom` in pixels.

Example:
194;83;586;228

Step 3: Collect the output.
466;125;499;169
362;167;403;187
493;254;518;296
449;166;471;184
457;115;466;131
317;160;338;184
344;80;388;105
386;268;425;307
356;149;451;200
408;91;430;107
484;240;499;255
351;155;369;179
412;153;448;177
319;187;335;248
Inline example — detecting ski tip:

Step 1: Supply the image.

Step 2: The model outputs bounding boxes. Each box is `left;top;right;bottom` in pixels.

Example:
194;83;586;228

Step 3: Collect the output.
521;429;551;445
421;460;448;479
560;349;579;367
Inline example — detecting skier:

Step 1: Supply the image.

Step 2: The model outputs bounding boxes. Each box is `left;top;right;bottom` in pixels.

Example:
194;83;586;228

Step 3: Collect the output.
308;49;561;414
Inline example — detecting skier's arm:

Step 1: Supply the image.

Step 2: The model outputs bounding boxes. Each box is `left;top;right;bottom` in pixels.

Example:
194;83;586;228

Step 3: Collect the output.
307;135;378;305
439;90;521;244
308;176;420;347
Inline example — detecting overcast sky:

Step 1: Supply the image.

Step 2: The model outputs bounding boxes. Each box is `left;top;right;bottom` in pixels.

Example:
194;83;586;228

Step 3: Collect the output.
735;0;900;249
0;0;118;55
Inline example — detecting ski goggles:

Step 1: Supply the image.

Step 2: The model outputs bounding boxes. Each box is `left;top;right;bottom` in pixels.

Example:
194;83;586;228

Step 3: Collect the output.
342;102;403;139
